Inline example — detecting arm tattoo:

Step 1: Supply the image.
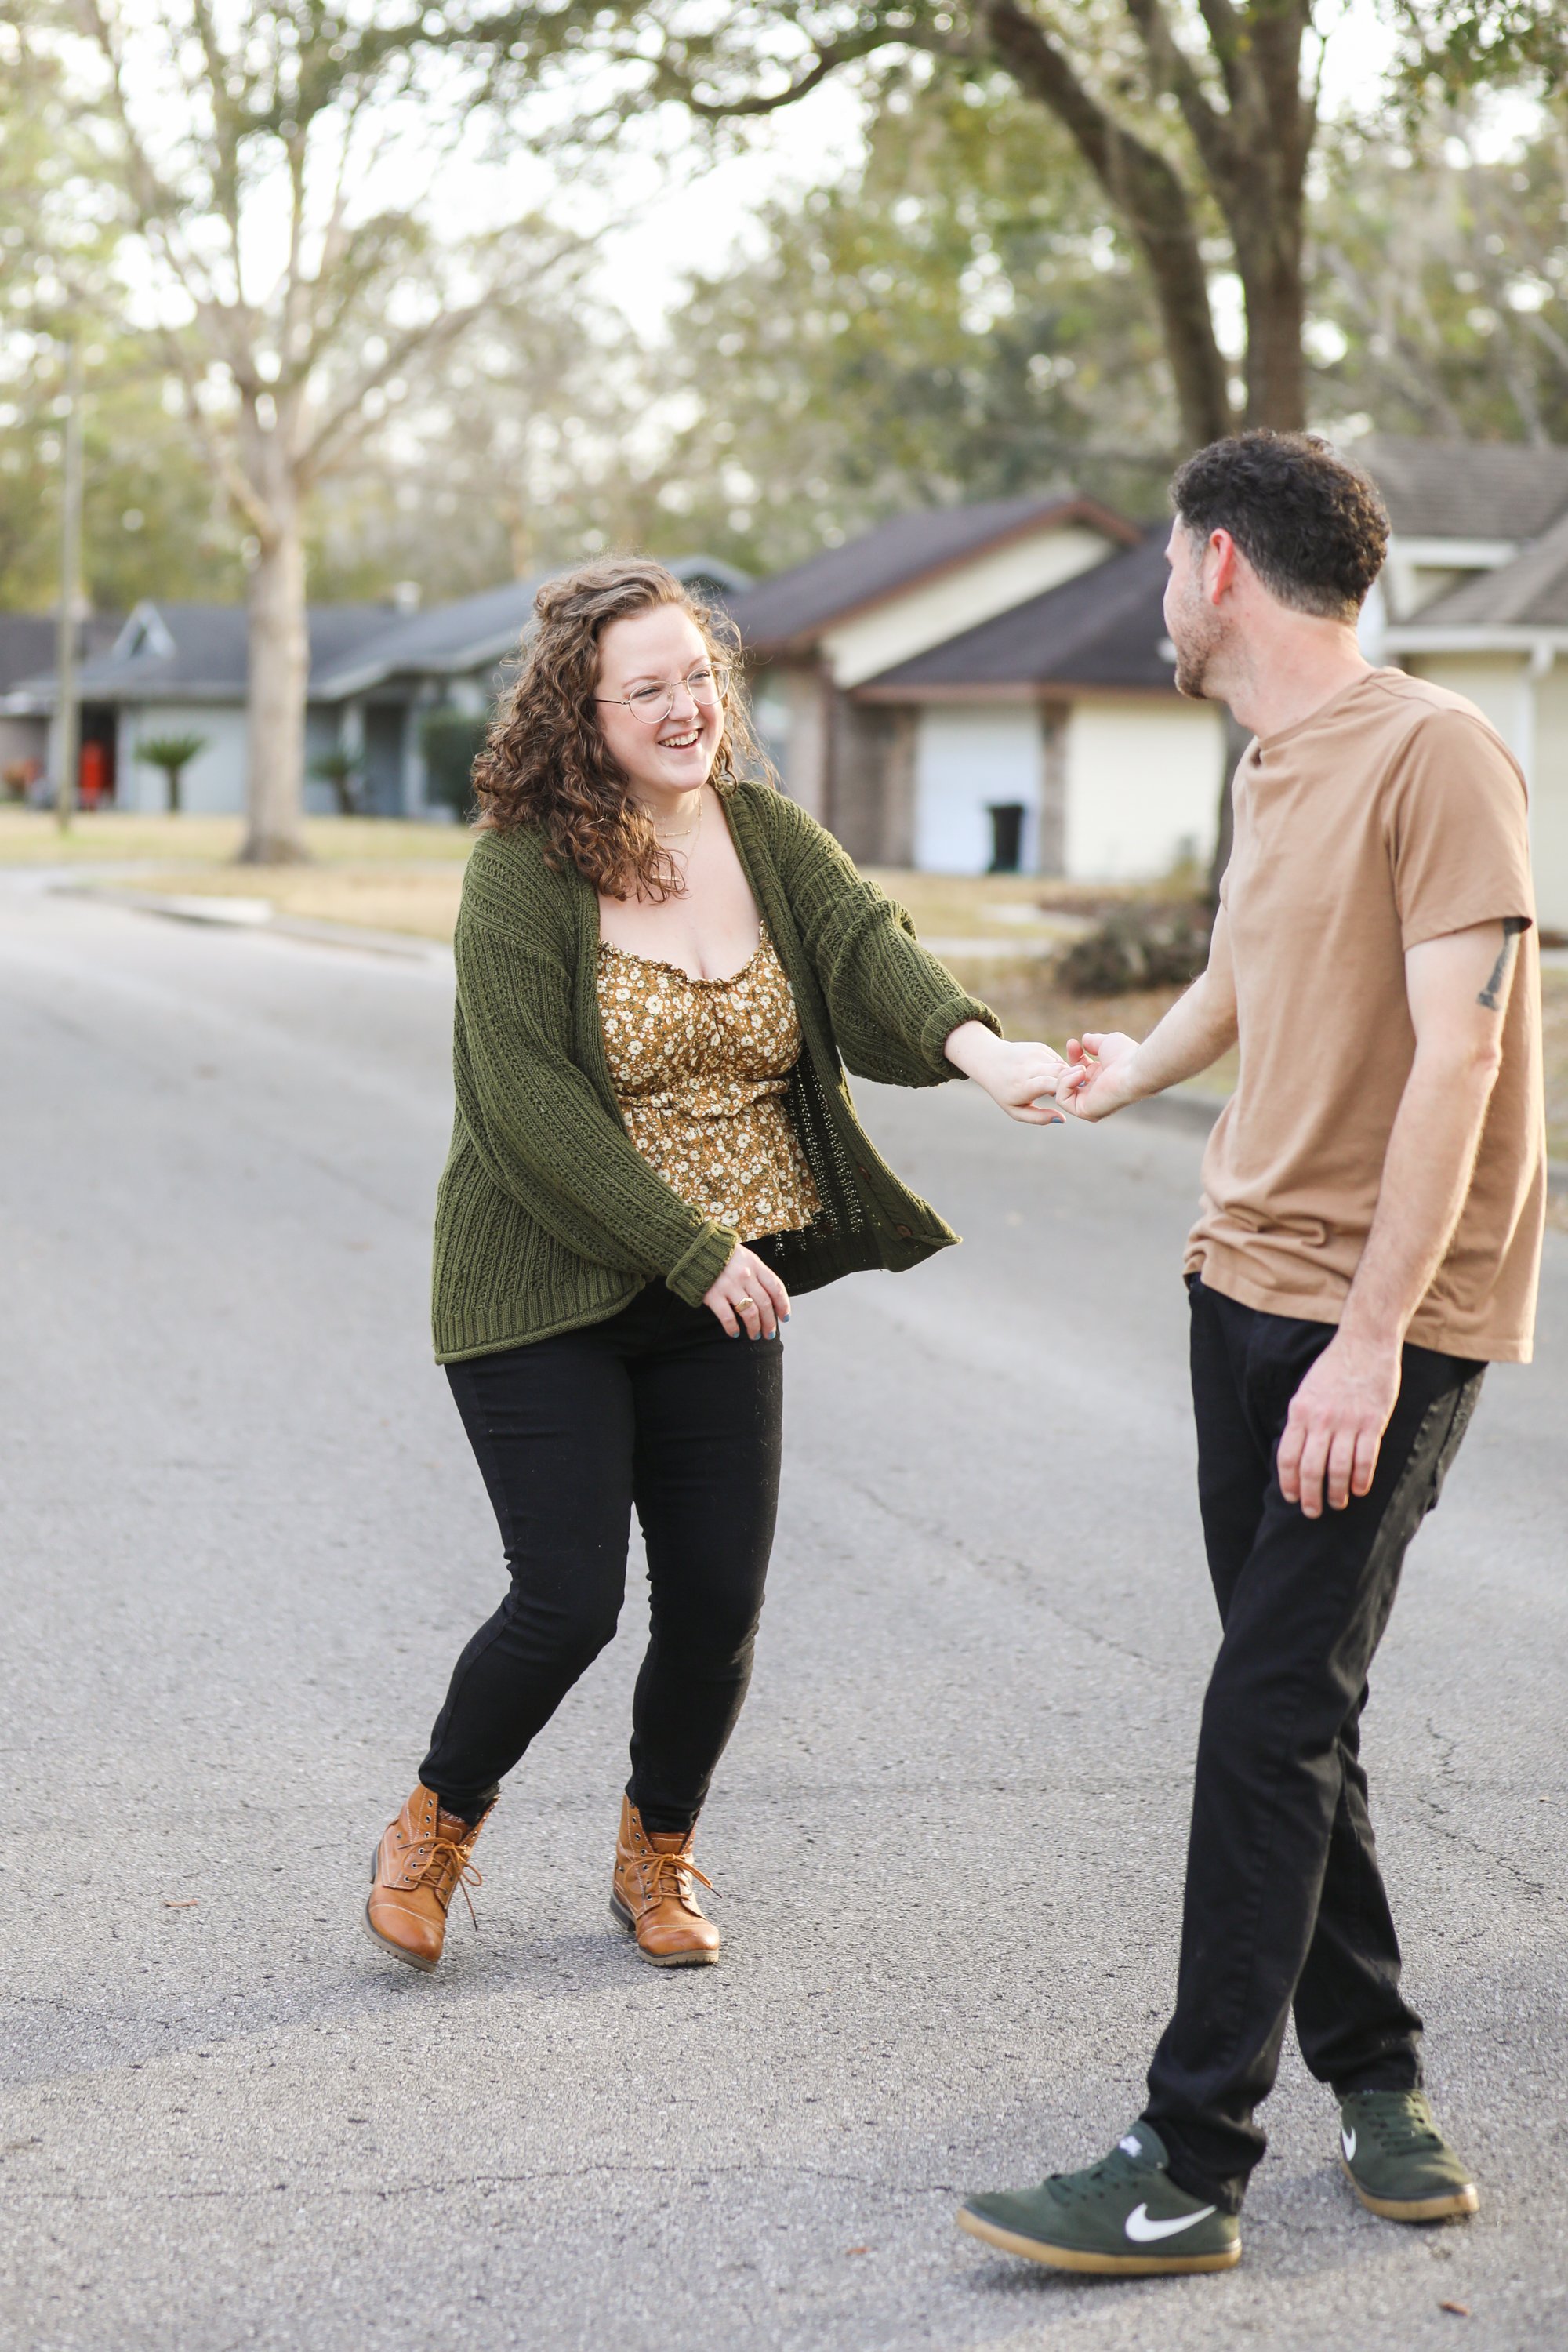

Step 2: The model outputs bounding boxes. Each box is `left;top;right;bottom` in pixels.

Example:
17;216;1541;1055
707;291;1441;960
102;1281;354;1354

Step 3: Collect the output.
1477;916;1527;1012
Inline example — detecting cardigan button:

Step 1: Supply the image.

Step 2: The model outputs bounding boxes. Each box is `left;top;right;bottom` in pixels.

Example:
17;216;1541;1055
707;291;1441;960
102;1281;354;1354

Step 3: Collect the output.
895;1222;913;1240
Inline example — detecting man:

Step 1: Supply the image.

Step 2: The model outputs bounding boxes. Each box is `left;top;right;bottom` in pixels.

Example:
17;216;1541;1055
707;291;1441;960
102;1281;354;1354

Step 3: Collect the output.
959;431;1544;2277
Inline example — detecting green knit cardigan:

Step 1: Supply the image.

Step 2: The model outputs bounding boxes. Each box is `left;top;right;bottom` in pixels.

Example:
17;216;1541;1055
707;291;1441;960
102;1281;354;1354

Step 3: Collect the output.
430;778;1000;1362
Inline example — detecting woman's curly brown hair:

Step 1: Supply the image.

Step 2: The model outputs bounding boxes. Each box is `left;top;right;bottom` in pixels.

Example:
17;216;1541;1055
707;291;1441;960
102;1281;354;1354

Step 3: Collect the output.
471;557;772;900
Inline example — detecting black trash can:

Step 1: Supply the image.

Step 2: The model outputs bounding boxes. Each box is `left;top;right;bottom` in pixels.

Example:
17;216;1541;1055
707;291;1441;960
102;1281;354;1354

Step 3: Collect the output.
986;802;1026;874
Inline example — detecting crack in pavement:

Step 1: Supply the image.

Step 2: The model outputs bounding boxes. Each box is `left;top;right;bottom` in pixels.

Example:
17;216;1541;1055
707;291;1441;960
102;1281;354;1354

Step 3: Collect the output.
800;1474;1176;1679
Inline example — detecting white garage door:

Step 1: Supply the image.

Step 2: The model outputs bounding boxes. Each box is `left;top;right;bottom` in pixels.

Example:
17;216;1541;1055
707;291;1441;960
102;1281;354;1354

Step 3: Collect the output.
913;705;1041;873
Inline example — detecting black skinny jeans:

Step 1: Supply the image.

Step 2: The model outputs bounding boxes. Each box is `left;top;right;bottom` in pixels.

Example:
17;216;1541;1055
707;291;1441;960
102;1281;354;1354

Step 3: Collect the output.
1144;1277;1484;2212
420;1283;783;1834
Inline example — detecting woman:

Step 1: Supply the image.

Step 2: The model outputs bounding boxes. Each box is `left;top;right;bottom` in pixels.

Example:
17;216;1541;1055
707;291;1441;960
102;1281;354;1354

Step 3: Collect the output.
365;557;1065;1973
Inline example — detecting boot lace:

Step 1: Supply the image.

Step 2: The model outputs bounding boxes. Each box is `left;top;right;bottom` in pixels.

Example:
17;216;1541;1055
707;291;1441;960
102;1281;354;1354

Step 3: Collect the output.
637;1849;715;1907
414;1835;485;1931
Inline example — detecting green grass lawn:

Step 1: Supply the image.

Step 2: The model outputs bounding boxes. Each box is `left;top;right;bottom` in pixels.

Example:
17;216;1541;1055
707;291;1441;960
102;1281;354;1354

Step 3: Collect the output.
0;808;473;866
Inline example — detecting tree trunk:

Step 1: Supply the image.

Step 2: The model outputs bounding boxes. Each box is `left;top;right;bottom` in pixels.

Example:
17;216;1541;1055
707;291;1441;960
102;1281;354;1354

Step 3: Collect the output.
1210;2;1314;431
983;3;1236;450
1240;241;1307;429
240;485;310;865
1230;141;1309;430
1130;179;1239;447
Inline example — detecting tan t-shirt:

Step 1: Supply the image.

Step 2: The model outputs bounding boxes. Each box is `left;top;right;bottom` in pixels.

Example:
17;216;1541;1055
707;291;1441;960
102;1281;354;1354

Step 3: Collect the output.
1185;668;1544;1363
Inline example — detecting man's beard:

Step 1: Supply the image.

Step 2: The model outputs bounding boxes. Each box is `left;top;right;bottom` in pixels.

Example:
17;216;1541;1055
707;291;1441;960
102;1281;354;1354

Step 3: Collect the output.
1170;597;1224;700
1172;642;1212;699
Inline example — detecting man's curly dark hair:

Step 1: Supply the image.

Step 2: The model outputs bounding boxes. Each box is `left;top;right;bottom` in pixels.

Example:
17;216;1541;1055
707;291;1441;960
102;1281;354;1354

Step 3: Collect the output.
1171;431;1389;622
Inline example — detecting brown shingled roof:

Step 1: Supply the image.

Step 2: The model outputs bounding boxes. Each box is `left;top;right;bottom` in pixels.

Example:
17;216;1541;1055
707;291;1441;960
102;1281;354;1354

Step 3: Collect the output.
1395;509;1568;630
1356;434;1568;543
852;532;1174;699
726;492;1142;653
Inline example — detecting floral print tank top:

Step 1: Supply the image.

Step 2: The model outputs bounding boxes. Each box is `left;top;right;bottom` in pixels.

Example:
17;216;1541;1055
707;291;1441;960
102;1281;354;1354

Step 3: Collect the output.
597;927;822;1240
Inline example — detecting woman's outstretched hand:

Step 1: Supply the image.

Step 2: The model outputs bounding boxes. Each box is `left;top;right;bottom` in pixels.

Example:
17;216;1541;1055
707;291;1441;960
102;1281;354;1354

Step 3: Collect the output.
702;1243;791;1339
944;1020;1067;1126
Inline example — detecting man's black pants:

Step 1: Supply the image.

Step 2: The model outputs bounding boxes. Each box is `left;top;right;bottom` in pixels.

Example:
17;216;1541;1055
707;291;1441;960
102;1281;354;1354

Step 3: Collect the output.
1144;1277;1484;2212
419;1284;783;1834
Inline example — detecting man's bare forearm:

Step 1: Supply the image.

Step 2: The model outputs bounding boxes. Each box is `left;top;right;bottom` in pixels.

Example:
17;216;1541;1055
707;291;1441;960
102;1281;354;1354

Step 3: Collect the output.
1338;922;1518;1351
1338;1049;1499;1350
1058;911;1240;1122
1122;969;1239;1102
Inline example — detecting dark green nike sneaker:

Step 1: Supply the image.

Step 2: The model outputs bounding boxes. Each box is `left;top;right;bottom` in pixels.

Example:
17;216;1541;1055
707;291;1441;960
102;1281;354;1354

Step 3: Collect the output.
1338;2090;1479;2221
958;2121;1241;2275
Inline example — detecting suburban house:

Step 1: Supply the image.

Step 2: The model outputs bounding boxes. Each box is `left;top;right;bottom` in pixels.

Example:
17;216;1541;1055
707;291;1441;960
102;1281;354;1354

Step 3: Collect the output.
728;495;1225;882
725;437;1568;923
0;561;746;820
5;434;1567;922
1;612;122;793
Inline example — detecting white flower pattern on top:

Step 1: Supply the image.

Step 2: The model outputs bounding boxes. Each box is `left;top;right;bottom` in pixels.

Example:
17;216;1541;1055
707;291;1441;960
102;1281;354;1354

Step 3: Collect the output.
597;927;822;1239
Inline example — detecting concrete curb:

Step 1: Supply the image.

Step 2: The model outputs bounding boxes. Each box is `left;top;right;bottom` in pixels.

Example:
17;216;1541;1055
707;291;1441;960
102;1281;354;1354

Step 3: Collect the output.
49;881;450;964
263;913;451;963
80;885;274;927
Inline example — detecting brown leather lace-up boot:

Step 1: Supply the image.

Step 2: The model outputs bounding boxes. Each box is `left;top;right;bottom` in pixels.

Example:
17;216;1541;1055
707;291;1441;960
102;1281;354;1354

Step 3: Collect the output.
611;1794;720;1967
364;1784;488;1973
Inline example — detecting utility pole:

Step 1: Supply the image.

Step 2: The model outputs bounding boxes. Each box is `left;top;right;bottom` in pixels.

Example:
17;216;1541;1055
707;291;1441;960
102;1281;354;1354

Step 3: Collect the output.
55;342;83;833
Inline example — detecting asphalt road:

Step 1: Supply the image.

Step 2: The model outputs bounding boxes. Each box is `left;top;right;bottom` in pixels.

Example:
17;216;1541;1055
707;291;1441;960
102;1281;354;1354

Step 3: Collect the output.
2;879;1564;2352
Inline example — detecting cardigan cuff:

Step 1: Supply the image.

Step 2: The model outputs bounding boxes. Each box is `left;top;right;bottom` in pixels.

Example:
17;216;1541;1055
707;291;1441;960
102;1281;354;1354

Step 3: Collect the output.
664;1218;740;1307
920;993;1003;1080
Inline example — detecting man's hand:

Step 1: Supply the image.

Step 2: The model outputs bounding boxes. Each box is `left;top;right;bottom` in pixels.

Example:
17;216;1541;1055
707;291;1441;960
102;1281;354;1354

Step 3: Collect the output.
1276;1330;1402;1518
1044;911;1237;1125
944;1022;1067;1125
1055;1032;1142;1121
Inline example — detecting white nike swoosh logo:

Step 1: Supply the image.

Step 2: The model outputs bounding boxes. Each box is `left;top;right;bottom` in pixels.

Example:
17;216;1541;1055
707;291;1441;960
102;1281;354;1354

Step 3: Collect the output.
1124;2201;1218;2243
1341;2128;1356;2162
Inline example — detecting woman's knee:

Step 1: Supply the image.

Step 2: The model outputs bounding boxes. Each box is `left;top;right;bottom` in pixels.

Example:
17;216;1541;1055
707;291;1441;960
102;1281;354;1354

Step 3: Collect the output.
499;1567;624;1672
653;1588;765;1672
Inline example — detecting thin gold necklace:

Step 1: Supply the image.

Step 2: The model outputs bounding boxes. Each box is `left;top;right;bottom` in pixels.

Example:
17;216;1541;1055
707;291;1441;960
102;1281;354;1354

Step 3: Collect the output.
653;791;704;851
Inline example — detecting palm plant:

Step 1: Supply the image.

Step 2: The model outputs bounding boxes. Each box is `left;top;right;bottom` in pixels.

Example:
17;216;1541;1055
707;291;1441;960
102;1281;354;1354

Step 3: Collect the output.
309;747;362;817
136;731;208;815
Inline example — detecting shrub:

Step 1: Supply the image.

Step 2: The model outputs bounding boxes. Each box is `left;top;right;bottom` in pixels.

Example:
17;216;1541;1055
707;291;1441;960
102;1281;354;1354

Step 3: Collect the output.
1057;898;1214;996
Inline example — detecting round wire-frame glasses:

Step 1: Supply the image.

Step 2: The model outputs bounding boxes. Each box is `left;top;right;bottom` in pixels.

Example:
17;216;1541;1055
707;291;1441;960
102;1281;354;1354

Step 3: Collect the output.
595;662;730;726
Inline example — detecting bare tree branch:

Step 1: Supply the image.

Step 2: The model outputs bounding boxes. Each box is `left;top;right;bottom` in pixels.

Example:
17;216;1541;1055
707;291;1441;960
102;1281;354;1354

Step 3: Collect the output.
644;0;1242;440
678;32;892;118
979;0;1234;441
52;0;605;855
1122;0;1238;175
